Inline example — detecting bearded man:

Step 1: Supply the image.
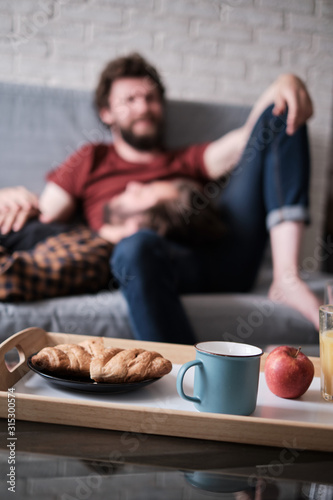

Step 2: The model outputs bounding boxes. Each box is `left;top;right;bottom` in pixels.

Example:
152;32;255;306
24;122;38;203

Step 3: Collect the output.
0;53;319;343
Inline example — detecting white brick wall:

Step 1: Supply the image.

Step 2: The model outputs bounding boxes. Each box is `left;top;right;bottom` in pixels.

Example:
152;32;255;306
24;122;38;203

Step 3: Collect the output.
0;0;332;258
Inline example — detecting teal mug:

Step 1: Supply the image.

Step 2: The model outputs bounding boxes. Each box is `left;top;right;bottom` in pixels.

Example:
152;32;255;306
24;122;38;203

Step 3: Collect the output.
177;341;263;415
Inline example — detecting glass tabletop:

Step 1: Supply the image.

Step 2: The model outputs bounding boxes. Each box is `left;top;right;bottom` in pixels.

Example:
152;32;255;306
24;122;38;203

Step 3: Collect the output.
1;455;332;500
0;419;332;500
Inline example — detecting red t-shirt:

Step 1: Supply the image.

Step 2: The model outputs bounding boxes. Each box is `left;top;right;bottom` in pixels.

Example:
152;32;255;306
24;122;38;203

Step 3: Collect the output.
46;142;210;230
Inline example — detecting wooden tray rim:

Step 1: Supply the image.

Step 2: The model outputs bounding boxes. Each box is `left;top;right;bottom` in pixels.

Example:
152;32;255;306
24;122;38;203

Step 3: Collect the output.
0;328;332;452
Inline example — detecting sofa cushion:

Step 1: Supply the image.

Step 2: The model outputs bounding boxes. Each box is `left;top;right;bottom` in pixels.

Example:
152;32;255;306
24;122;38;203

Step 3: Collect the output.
0;287;321;349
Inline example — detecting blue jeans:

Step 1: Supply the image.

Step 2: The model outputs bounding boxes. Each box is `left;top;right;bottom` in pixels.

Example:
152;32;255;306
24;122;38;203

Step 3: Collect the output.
110;105;311;344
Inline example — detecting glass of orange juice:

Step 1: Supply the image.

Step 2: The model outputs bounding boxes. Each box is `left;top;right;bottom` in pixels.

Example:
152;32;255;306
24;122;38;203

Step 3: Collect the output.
319;305;333;401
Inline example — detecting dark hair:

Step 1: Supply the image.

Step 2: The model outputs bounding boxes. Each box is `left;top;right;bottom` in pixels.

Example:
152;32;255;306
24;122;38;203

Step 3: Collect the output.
137;180;225;246
95;53;166;112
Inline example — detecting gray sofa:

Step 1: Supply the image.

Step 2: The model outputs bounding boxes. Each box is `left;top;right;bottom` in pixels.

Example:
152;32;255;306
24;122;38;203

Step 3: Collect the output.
0;81;330;351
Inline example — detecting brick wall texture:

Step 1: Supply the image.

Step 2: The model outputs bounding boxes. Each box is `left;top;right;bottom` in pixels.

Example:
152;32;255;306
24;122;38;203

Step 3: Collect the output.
0;0;332;259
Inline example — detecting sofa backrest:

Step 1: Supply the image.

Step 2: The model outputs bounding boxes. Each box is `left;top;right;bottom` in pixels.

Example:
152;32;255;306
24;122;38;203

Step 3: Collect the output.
0;81;250;194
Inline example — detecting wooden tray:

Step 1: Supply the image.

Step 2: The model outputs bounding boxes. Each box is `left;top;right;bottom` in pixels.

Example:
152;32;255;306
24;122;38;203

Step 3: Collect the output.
0;328;332;452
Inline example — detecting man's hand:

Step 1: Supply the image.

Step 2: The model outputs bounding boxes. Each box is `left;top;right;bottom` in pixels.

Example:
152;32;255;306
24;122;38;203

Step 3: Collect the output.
272;74;313;135
203;73;313;179
98;219;142;244
0;187;39;234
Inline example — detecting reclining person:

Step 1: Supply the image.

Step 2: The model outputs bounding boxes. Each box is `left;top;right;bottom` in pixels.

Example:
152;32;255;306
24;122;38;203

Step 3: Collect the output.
0;52;320;343
0;179;223;250
0;179;223;302
100;178;225;246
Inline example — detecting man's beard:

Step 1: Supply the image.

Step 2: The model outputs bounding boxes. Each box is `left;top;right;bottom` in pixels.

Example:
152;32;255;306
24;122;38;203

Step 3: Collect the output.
104;203;137;224
118;116;164;151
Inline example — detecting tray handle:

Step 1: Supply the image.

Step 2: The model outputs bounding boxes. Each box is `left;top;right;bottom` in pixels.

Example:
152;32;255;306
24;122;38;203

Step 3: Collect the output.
0;327;47;390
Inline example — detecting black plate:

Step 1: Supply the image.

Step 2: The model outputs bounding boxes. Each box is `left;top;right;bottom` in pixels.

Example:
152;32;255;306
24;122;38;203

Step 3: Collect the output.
27;354;160;394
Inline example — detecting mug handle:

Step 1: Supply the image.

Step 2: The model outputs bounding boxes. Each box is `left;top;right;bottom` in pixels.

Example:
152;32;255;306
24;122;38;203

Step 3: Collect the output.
176;359;202;403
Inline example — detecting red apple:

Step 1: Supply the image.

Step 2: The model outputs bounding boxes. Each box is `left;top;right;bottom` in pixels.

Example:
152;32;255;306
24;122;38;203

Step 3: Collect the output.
264;346;314;399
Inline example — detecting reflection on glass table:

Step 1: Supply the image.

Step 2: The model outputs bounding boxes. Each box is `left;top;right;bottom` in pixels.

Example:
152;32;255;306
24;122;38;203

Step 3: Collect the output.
1;418;333;500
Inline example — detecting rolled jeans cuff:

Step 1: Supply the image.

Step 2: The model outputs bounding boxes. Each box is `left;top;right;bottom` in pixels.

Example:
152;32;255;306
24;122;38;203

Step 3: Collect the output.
266;205;310;231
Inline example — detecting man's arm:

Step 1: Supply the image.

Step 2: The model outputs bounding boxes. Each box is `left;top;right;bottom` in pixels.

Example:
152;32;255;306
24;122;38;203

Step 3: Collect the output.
203;74;313;180
38;182;76;223
0;182;76;234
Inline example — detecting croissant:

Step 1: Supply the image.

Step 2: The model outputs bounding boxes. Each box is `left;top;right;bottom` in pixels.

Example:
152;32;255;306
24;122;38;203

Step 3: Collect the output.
78;337;105;358
90;348;173;383
31;338;172;383
31;344;92;378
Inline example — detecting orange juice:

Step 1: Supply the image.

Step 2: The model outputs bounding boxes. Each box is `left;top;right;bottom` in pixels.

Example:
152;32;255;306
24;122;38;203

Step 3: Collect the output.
320;329;333;400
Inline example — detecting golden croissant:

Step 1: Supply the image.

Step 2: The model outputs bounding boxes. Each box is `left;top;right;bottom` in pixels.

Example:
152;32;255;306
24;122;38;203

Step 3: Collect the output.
90;348;172;383
31;338;172;383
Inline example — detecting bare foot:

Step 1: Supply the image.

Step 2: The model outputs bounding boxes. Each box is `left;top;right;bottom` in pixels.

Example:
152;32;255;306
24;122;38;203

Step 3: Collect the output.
268;275;321;330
